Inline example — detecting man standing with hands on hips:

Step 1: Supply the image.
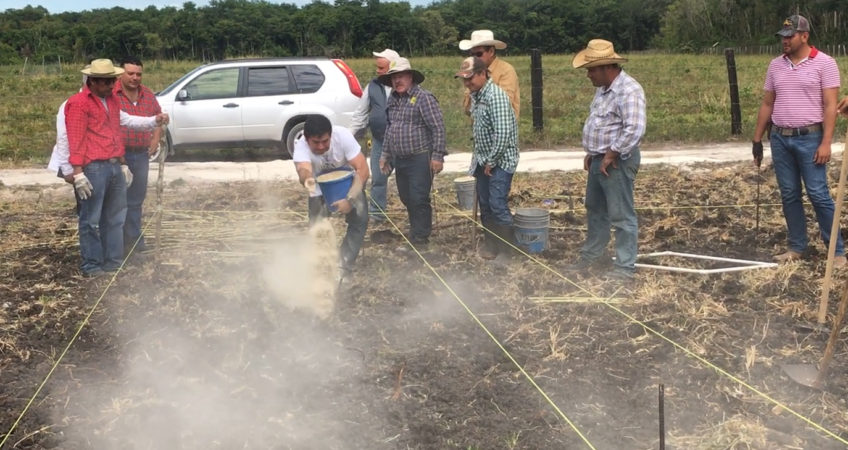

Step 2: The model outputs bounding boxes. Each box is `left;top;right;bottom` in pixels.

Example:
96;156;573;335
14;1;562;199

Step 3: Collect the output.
67;59;168;277
569;39;646;281
752;15;845;267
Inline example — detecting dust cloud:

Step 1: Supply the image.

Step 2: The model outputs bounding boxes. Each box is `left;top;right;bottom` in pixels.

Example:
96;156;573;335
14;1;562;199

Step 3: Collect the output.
50;212;375;448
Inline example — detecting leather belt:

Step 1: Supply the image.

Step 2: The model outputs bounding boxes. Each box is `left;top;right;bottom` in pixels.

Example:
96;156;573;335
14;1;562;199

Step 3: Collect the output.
126;146;148;152
773;123;822;137
93;157;121;164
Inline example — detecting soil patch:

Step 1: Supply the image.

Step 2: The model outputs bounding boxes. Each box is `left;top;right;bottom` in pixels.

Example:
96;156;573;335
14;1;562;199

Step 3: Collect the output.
1;161;847;449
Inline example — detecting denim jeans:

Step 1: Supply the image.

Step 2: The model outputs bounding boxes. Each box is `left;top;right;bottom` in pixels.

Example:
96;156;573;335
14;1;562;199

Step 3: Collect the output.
770;131;844;256
580;150;640;272
124;150;149;251
308;192;368;271
78;160;128;274
474;164;514;226
393;152;432;243
368;138;391;219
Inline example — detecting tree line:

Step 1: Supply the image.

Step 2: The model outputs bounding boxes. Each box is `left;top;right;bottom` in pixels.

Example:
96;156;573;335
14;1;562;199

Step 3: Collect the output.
2;0;848;64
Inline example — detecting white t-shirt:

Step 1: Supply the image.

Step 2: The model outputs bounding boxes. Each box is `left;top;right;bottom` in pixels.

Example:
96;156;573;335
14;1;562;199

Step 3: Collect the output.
292;125;361;197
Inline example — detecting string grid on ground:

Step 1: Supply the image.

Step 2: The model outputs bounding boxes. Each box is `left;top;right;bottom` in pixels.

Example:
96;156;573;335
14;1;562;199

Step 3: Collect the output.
365;194;599;449
431;190;848;446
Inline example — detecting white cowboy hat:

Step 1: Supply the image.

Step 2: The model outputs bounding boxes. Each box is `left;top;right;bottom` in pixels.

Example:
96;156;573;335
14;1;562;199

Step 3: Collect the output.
81;58;124;77
572;39;628;69
377;57;425;86
459;30;507;51
372;48;400;60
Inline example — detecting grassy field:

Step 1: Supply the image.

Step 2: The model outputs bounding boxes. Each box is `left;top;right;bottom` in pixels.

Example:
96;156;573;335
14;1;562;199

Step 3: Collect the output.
2;53;847;166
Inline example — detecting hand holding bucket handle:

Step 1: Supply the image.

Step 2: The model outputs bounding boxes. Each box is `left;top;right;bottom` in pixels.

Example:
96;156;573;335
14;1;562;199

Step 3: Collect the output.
304;177;317;194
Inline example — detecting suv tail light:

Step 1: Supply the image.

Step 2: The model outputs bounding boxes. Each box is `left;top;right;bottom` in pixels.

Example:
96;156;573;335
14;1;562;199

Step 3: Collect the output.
332;59;363;98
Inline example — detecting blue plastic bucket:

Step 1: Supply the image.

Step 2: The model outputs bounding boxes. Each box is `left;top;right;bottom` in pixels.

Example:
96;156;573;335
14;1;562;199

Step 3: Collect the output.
514;208;550;254
316;170;354;212
454;176;476;210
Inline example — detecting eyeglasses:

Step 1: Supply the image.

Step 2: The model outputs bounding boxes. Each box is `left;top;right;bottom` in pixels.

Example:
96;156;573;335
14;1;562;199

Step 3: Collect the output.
471;51;485;58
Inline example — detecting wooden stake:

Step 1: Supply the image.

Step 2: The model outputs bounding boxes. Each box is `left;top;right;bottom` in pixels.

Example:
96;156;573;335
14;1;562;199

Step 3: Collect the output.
155;125;168;259
471;184;479;248
817;128;848;323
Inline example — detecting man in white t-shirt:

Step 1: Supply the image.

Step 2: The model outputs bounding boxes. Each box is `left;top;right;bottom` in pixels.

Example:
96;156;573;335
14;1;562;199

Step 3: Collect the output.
293;116;370;277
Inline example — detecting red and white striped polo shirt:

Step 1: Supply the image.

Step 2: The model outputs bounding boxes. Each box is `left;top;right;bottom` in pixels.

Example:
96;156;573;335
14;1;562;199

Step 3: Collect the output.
764;47;840;128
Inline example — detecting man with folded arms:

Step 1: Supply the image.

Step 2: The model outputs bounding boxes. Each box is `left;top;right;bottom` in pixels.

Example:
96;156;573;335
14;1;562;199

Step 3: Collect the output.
67;59;168;277
752;15;845;266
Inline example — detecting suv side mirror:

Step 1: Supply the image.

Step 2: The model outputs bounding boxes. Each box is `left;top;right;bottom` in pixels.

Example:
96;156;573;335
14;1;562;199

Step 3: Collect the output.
177;89;190;101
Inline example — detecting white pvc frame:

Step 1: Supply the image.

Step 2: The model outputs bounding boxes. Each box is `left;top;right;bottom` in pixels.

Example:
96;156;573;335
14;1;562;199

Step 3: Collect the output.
635;251;778;274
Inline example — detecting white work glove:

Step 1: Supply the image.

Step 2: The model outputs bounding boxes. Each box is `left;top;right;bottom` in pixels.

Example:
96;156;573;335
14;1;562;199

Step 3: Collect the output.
121;164;133;188
304;177;317;194
73;173;93;200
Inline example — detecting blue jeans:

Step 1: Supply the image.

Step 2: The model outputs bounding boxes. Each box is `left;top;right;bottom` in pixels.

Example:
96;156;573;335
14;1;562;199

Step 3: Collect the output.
474;164;514;226
368;138;391;219
770;131;844;256
78;160;127;274
580;150;640;272
393;152;432;243
124;150;149;251
307;193;369;271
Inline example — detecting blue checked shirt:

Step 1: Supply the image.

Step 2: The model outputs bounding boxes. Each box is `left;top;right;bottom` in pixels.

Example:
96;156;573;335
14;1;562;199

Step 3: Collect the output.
470;79;519;173
382;84;447;162
582;70;646;159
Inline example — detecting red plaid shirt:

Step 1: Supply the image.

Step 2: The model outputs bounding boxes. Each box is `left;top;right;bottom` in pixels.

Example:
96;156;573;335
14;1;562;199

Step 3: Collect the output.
65;86;124;167
114;80;161;148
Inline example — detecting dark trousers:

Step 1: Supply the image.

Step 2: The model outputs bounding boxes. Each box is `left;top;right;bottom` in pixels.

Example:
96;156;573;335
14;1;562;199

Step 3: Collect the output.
124;150;150;251
393;152;432;243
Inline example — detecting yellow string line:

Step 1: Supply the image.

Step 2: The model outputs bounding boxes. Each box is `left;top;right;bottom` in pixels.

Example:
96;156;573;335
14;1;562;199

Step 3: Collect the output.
431;191;848;446
367;193;598;449
0;215;155;447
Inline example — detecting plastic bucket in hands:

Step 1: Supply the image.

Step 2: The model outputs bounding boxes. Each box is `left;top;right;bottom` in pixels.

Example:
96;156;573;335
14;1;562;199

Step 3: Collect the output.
316;170;354;212
514;208;550;254
454;176;476;210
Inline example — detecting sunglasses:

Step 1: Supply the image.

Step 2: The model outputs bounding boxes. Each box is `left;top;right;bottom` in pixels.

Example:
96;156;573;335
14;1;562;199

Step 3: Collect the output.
91;77;116;84
470;51;485;58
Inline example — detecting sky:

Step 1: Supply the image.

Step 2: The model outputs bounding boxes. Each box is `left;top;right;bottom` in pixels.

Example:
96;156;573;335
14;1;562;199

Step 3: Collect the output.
1;0;433;13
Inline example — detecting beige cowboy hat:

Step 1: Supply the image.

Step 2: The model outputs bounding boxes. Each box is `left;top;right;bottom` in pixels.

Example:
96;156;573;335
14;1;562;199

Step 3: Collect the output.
459;30;507;51
372;48;400;60
377;57;425;86
572;39;628;69
81;58;125;77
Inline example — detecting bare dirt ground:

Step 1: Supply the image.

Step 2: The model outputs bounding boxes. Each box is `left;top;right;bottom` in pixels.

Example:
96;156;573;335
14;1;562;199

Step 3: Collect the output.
2;153;848;449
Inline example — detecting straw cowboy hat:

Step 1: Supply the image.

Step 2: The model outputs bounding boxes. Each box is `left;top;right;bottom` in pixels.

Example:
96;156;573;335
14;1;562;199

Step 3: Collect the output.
377;57;425;86
459;30;507;51
81;58;125;77
571;39;628;69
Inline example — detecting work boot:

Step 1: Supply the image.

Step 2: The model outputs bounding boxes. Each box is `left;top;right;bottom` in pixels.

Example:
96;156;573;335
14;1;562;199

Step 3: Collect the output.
773;250;802;263
478;229;498;260
494;224;517;255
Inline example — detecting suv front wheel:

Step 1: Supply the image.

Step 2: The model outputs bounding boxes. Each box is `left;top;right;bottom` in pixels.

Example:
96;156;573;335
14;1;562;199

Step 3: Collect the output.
285;121;305;159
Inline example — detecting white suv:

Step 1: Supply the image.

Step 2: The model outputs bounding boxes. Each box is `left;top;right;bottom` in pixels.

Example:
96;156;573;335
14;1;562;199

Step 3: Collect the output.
156;58;363;158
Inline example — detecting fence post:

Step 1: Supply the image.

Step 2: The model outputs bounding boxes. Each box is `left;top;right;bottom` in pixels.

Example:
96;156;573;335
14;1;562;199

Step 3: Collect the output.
530;48;543;132
725;48;742;135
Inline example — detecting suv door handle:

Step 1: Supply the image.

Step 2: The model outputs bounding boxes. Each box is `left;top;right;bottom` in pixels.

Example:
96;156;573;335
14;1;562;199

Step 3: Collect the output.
223;103;239;108
278;100;294;105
